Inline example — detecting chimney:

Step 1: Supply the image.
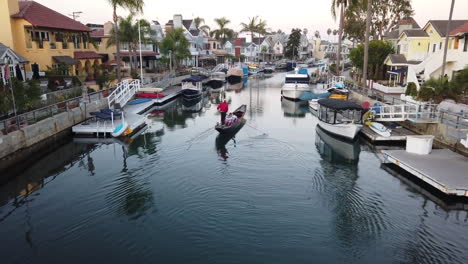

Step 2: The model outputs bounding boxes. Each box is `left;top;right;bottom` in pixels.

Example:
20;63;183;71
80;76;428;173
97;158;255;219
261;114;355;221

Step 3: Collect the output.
103;21;113;36
173;14;183;29
0;0;20;48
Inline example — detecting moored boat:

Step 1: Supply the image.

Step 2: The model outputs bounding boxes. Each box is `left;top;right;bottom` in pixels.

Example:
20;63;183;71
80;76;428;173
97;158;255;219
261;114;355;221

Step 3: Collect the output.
215;105;247;134
281;71;311;101
369;122;392;137
226;67;243;84
181;77;203;99
207;71;226;89
317;98;364;140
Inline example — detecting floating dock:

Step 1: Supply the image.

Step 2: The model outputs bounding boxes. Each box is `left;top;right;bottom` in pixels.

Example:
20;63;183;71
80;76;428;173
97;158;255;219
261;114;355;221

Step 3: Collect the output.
360;125;418;143
382;149;468;197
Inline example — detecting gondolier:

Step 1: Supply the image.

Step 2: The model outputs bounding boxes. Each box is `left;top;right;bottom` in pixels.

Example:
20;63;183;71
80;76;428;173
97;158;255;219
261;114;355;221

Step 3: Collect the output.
217;100;229;125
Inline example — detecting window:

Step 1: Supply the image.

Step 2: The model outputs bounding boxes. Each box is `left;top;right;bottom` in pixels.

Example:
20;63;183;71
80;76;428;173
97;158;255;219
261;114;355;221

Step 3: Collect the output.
464;35;468;52
454;37;459;50
433;44;436;52
439;42;442;49
73;35;81;49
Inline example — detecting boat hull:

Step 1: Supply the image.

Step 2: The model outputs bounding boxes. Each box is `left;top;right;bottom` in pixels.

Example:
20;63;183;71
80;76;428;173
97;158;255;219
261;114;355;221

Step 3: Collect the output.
226;75;242;84
282;86;311;100
318;120;363;140
369;122;392;137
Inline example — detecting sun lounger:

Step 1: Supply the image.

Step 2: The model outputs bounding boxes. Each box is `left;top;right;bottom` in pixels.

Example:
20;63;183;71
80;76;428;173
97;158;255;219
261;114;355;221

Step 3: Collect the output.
90;112;112;120
100;108;122;118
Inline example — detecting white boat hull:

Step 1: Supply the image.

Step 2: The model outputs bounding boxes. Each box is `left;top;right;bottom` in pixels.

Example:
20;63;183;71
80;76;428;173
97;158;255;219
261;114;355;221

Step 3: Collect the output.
369;122;392;137
318;120;363;140
281;84;310;100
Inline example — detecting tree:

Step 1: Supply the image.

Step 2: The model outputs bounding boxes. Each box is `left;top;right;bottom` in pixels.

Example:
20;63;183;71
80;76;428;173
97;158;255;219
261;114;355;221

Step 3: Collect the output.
450;67;468;97
108;15;155;73
107;0;144;81
441;0;455;79
285;28;302;59
194;17;211;36
240;16;268;45
349;40;394;81
314;30;321;39
344;0;414;42
160;28;191;70
327;28;332;41
210;17;234;44
332;0;357;76
333;29;338;42
363;0;373;89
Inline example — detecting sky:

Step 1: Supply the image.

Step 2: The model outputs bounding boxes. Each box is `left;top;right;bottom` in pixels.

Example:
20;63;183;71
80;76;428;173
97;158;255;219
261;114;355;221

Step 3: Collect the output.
35;0;468;37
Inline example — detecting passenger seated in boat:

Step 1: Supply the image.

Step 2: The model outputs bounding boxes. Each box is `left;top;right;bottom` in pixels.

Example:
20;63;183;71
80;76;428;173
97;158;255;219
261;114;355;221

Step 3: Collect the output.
225;113;238;126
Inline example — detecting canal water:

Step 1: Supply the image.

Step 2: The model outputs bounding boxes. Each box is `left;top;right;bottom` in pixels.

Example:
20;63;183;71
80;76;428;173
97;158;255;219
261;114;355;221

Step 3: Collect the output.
1;72;467;264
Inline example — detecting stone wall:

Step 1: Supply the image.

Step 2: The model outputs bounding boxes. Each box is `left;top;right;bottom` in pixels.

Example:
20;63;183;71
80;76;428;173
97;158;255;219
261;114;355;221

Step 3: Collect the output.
0;98;108;174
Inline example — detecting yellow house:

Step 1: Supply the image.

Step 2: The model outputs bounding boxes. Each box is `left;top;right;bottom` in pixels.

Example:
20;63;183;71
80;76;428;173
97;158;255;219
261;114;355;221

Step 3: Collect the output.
89;21;117;64
0;0;102;78
395;29;430;62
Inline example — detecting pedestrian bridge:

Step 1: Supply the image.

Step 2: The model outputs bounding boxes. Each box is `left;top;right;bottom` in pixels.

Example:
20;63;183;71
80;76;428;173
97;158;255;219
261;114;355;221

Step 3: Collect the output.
372;104;440;123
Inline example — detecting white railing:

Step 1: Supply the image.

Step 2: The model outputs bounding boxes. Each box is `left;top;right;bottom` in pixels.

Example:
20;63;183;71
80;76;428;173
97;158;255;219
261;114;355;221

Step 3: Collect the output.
373;104;440;123
107;79;141;108
373;83;406;94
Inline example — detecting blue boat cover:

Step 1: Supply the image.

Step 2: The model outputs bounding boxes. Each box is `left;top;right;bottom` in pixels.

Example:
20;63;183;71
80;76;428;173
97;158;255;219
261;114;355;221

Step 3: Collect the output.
298;69;308;75
335;82;345;89
299;91;331;101
128;98;152;105
242;67;249;75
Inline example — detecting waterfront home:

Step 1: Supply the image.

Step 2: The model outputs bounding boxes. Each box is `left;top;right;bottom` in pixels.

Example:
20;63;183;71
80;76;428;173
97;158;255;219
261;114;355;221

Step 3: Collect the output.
165;14;209;67
385;19;468;91
299;29;313;60
384;17;421;51
88;22;116;64
0;42;29;82
0;0;102;79
223;40;236;58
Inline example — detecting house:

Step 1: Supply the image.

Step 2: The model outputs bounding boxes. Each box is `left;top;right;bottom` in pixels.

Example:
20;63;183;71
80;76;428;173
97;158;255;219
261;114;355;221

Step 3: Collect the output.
223;40;235;57
299;29;313;59
165;14;208;66
89;22;116;64
384;17;421;51
385;19;468;90
0;0;102;79
0;42;29;83
206;37;227;64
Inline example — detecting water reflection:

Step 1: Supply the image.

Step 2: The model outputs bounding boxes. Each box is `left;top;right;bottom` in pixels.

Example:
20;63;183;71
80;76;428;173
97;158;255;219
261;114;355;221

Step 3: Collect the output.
215;119;246;160
281;99;310;118
315;125;360;164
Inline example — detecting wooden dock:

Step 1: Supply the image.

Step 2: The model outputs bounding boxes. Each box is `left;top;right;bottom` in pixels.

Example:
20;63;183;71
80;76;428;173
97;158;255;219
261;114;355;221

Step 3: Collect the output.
382;149;468;197
360;125;417;143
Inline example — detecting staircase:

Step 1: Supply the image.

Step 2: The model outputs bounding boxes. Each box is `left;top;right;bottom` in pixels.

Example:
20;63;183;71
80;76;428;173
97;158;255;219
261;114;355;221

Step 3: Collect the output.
107;79;141;108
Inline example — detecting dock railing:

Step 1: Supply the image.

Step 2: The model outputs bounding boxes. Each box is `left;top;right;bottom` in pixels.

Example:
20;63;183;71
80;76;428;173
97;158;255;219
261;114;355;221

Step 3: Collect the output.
1;89;111;136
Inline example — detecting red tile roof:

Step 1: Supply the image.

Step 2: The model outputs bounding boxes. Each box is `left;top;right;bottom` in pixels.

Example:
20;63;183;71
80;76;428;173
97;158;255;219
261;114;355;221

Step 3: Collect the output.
450;22;468;36
12;1;90;32
90;29;105;38
74;51;102;59
118;51;159;56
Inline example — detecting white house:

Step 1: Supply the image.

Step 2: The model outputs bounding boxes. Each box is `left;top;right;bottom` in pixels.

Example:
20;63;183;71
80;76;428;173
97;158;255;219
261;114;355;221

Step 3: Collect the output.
0;42;29;82
299;29;313;59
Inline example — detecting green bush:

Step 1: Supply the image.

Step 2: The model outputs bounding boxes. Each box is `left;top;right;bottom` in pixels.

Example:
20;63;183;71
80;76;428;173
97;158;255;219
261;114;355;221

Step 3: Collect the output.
418;87;435;101
130;70;140;80
406;82;418;96
329;64;337;74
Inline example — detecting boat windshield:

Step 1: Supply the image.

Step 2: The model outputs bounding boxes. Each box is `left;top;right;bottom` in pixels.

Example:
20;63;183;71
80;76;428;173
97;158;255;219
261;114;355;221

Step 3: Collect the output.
285;77;310;84
318;107;362;124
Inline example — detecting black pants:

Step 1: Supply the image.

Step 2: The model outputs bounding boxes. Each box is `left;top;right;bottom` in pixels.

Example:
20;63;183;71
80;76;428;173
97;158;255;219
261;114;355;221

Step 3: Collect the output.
221;112;227;125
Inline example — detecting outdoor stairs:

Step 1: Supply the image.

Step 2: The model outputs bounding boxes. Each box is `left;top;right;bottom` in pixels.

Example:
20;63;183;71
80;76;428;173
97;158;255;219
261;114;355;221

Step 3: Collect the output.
373;103;440;123
107;79;141;108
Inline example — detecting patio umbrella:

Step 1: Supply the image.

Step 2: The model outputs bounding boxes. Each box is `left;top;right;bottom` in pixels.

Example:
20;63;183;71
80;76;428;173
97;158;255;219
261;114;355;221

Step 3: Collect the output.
15;64;23;81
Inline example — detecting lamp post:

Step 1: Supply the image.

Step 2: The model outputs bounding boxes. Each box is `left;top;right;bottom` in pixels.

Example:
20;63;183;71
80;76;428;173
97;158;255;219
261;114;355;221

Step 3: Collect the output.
4;57;20;129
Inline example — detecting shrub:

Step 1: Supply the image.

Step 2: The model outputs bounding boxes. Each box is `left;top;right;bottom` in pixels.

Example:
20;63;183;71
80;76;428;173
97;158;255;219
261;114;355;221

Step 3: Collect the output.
406;82;418;96
329;63;337;74
418;87;435;101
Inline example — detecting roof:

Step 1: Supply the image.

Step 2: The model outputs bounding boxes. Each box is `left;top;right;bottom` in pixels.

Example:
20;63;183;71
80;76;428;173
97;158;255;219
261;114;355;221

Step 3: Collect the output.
74;51;102;59
90;29;104;38
450;22;468;36
167;19;193;30
252;37;265;44
398;17;420;28
0;43;29;64
384;30;400;40
387;54;408;64
12;1;91;32
401;29;428;38
53;56;78;65
426;20;468;37
318;98;363;111
117;51;159;56
189;29;199;37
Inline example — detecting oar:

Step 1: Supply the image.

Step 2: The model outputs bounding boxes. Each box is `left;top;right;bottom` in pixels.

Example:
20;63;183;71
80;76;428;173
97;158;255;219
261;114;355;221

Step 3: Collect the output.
245;123;268;136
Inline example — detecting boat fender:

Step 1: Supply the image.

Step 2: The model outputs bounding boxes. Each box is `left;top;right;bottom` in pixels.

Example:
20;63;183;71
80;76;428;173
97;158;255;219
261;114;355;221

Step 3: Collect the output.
123;127;133;136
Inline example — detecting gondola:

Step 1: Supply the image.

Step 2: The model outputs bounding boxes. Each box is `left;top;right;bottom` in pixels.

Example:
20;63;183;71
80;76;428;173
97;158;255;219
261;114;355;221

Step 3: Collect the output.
215;105;247;134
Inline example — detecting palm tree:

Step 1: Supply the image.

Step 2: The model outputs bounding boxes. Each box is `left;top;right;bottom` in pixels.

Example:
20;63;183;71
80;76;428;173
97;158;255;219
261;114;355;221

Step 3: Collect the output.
210;17;234;44
160;28;191;70
363;0;373;89
194;17;211;36
107;0;144;81
108;15;155;73
441;0;456;79
327;28;332;42
240;16;267;46
314;30;321;39
331;0;356;76
333;29;338;42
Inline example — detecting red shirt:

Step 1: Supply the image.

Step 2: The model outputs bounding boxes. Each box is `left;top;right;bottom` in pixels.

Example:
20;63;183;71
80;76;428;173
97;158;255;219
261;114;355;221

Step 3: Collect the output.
217;102;229;113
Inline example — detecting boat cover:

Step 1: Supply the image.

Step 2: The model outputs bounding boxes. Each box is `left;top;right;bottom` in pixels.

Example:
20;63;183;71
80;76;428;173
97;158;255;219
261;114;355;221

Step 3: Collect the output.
298;69;308;75
318;98;363;110
182;76;205;82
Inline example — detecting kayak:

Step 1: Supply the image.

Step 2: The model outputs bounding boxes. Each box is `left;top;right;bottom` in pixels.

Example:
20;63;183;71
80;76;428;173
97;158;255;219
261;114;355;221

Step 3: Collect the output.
128;98;152;105
135;93;165;99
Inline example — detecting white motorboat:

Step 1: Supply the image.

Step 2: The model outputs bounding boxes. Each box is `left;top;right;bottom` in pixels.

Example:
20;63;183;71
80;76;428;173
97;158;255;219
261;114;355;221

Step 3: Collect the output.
281;72;311;101
317;98;364;140
315;125;361;162
207;72;226;89
309;99;319;111
181;77;203;99
369;122;392;137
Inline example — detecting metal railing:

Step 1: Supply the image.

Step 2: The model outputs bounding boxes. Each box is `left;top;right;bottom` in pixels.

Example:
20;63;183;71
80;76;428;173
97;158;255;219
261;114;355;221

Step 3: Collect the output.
1;89;111;135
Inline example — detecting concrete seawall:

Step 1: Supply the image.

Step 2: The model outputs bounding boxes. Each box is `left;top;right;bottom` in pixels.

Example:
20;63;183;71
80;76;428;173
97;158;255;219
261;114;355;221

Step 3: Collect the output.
0;98;108;177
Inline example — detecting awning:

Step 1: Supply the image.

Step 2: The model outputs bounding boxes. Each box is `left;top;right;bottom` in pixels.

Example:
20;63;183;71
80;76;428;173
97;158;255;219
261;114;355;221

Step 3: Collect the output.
53;56;78;65
388;68;407;74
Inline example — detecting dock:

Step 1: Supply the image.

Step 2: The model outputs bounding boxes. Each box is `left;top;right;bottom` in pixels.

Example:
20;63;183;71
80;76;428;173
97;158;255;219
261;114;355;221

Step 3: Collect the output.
382;149;468;197
360;125;418;143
